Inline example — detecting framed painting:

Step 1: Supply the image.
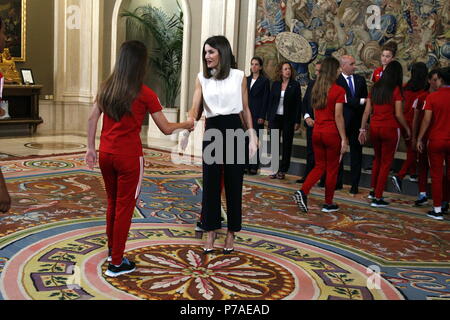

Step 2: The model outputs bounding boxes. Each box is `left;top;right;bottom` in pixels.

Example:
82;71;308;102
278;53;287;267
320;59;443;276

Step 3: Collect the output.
0;0;26;62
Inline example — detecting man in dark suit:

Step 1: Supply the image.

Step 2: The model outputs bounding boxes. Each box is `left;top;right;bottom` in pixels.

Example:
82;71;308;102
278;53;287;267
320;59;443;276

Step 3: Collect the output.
336;55;368;194
297;62;321;183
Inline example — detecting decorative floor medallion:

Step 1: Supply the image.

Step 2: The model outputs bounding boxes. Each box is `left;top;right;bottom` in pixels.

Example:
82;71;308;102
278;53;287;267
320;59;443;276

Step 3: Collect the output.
0;223;403;300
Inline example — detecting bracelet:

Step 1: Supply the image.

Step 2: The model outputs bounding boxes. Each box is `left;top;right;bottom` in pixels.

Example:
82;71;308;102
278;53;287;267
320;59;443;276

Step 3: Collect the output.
359;128;366;132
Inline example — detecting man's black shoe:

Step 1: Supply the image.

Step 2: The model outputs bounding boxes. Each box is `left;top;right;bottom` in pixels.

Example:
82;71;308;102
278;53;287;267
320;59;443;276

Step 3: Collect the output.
349;186;358;195
296;177;306;183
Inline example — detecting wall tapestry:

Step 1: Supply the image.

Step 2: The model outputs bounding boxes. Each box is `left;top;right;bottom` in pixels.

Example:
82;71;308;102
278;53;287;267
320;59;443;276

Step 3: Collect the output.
255;0;450;85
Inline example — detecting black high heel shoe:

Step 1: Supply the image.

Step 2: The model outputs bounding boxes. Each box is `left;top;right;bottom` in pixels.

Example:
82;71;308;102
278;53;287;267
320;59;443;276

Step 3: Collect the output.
203;248;214;254
223;232;236;254
202;231;216;254
222;248;234;254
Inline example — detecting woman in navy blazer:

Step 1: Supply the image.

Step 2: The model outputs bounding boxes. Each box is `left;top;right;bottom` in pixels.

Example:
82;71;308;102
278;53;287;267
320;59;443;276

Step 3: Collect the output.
265;62;302;179
246;57;270;174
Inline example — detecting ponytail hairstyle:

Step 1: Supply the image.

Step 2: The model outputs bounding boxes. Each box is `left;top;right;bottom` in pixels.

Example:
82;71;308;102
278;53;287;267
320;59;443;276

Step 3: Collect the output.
437;67;450;86
372;60;403;105
382;41;398;58
311;57;340;110
404;62;428;92
97;41;148;122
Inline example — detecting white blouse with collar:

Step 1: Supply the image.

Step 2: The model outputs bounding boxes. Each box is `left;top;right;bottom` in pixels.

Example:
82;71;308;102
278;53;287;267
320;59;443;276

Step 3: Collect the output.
198;69;244;119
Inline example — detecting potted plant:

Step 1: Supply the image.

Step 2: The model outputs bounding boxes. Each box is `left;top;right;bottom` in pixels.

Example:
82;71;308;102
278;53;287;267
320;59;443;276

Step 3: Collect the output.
121;3;183;109
121;2;183;143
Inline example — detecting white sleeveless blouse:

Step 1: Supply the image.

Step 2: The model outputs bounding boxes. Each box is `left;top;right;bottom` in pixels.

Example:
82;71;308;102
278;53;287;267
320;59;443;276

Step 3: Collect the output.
198;69;244;118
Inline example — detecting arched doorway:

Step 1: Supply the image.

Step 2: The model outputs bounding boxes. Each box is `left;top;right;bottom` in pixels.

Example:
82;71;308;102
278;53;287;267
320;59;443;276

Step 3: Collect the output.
111;0;191;121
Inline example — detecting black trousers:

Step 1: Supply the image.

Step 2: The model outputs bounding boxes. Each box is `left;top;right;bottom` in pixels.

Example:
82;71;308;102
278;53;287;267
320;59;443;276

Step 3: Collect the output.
303;126;315;178
246;119;264;172
201;114;244;232
271;115;295;173
337;117;363;189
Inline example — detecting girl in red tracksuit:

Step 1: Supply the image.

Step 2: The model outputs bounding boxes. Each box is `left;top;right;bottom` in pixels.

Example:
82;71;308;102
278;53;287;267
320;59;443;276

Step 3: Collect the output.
391;62;428;192
359;61;411;207
371;42;397;83
417;67;450;221
294;57;348;213
85;41;194;277
410;70;440;207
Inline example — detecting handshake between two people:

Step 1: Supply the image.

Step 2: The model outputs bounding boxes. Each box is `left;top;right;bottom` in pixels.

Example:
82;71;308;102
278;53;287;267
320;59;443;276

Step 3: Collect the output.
179;117;259;159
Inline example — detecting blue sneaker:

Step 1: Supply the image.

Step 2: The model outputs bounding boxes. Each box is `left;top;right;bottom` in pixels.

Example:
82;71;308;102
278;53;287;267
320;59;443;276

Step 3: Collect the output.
414;196;428;207
105;258;136;277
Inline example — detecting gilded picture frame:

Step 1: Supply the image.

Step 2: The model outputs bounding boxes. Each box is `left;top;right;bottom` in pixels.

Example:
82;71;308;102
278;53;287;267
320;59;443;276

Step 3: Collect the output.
0;0;26;62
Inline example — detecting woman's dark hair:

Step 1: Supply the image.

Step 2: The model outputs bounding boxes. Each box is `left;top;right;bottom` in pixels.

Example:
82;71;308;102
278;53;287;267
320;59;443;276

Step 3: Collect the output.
381;41;398;57
231;54;237;69
437;67;450;85
311;57;340;110
250;56;267;78
424;69;440;91
97;40;148;122
428;69;439;79
372;60;403;105
202;36;233;80
404;62;428;92
276;61;295;82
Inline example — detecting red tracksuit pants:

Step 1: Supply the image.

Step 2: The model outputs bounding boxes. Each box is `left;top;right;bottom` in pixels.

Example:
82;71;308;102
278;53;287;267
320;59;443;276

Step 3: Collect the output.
370;127;400;199
417;140;429;194
301;131;341;205
99;152;144;265
397;127;417;179
427;139;450;207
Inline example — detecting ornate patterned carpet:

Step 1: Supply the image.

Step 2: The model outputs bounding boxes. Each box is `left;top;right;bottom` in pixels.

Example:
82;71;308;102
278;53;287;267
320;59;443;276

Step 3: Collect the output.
0;149;449;300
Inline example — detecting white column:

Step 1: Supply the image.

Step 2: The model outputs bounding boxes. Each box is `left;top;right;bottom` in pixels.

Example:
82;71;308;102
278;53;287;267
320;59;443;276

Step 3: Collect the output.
178;0;191;122
53;0;103;132
245;0;257;72
54;0;103;104
200;0;240;60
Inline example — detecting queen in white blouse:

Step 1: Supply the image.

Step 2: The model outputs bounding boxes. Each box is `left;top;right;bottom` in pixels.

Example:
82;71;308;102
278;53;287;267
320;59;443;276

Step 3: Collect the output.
187;36;258;254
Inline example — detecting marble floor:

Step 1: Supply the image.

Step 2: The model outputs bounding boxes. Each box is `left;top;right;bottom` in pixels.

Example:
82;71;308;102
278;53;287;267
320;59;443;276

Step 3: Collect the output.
0;127;179;159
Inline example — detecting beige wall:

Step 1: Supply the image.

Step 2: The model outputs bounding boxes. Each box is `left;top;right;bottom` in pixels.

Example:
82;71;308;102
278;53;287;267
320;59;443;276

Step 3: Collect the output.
186;0;202;110
237;0;249;74
16;0;54;96
102;0;115;83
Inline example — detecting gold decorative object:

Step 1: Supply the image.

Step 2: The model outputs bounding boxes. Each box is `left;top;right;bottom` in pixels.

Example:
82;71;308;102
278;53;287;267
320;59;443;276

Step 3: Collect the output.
275;32;313;63
0;0;27;62
0;48;22;84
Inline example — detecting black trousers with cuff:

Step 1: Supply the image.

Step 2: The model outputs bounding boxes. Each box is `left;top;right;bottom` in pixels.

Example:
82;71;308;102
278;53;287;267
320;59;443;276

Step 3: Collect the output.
201;114;245;232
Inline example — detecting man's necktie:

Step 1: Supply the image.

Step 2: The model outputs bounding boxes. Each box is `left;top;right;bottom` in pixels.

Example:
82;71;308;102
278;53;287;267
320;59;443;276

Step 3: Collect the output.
347;76;355;97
